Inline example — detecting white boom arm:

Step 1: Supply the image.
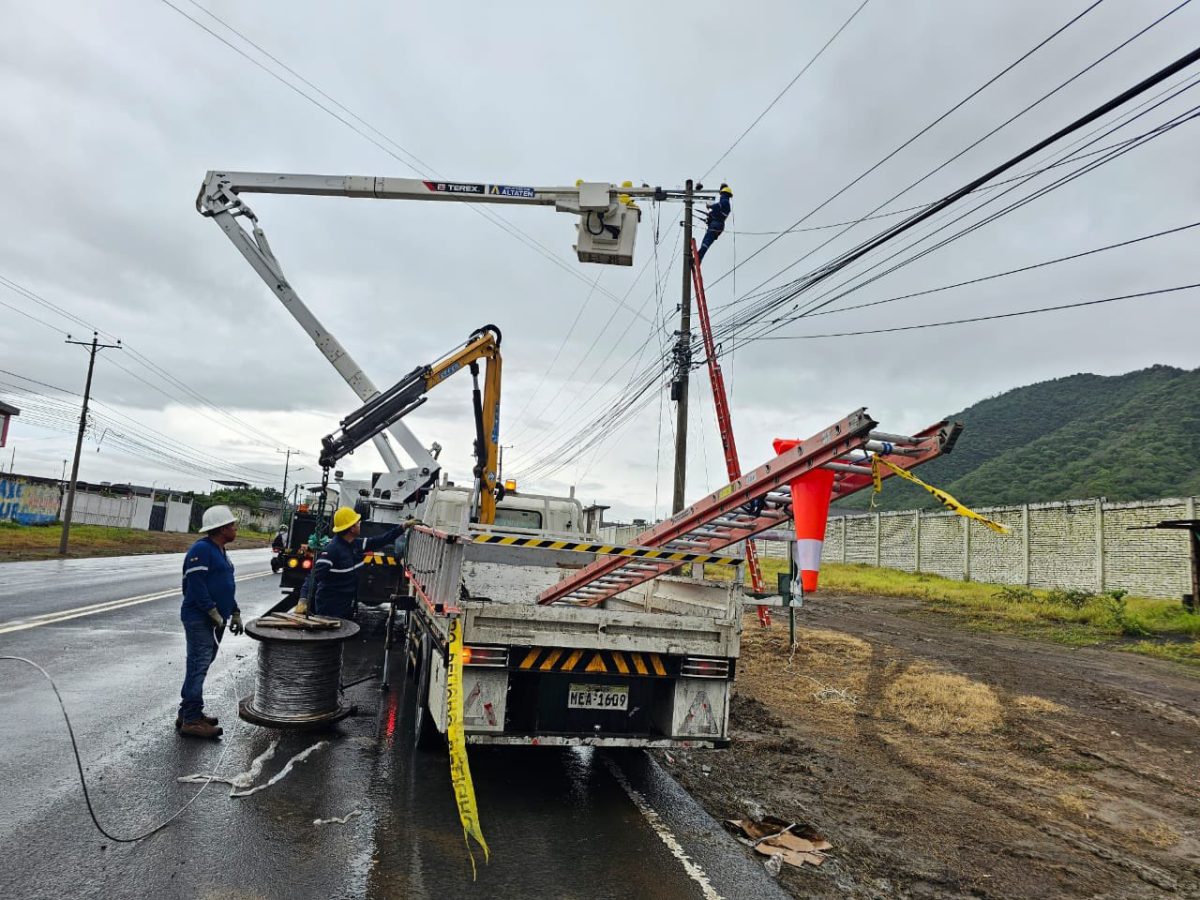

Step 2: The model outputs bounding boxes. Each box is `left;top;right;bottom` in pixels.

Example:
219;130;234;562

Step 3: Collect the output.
195;170;698;500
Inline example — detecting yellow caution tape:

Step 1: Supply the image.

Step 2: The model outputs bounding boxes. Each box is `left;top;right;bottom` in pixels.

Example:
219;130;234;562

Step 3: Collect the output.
447;617;490;878
874;455;1010;534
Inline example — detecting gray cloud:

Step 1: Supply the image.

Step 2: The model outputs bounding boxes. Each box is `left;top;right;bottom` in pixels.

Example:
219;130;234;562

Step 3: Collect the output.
2;0;1197;519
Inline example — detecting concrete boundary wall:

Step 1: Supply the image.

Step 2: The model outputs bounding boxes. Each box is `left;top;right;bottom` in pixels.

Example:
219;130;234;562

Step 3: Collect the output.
758;495;1198;600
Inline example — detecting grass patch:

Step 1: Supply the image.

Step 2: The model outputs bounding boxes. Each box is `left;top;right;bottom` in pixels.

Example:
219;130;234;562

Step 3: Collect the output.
882;666;1002;735
1056;788;1094;818
0;521;271;561
1136;821;1182;849
714;557;1200;668
1012;694;1064;714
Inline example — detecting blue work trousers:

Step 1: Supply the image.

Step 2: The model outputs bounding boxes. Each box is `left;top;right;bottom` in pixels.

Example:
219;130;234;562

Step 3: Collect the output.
698;225;724;261
179;620;224;723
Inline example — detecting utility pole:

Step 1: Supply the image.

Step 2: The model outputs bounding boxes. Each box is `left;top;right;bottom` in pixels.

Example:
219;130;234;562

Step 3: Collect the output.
498;444;514;485
60;332;121;555
278;448;293;522
671;178;695;514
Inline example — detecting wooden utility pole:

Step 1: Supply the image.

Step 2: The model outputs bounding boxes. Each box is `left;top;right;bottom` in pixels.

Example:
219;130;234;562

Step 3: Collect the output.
278;448;293;522
671;179;695;514
60;332;121;555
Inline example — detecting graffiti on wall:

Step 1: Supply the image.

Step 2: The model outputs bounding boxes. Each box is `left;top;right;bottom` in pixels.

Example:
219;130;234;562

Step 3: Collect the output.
0;477;61;525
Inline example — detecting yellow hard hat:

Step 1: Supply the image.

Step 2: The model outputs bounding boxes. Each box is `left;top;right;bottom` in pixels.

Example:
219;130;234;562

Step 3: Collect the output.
720;183;733;196
331;506;362;533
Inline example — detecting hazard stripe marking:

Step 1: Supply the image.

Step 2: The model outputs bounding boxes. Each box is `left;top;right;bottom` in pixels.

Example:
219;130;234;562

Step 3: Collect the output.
510;648;669;676
467;533;740;566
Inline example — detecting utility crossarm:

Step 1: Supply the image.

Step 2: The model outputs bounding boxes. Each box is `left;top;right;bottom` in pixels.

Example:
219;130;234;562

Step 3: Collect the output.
538;411;961;607
319;326;503;524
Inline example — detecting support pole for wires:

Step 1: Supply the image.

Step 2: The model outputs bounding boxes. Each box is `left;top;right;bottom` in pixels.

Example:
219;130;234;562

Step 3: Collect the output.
59;332;121;556
671;179;695;514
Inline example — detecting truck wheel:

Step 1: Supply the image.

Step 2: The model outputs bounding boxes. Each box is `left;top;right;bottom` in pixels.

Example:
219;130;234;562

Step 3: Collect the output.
412;634;444;751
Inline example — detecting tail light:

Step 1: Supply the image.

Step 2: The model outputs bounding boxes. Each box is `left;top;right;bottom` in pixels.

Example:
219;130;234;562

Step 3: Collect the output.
681;657;730;679
462;645;507;667
301;559;312;570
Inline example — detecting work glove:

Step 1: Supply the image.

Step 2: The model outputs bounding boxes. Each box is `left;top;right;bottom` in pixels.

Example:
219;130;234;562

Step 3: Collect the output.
229;612;244;635
207;607;225;629
295;598;309;615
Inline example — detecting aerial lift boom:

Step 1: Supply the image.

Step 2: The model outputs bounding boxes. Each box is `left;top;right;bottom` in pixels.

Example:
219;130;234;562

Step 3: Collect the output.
319;326;504;524
196;170;702;507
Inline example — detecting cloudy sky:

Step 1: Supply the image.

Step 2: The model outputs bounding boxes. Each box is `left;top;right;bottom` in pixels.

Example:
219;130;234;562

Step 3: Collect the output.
2;0;1197;520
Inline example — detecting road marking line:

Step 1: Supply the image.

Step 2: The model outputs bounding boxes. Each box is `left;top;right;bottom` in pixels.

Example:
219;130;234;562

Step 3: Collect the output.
603;757;723;900
0;572;272;635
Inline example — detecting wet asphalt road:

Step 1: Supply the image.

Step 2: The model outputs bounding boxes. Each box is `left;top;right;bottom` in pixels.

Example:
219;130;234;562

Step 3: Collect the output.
0;551;787;900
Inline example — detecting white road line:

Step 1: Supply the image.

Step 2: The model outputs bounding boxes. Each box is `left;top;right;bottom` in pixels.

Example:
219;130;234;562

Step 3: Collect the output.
0;572;273;635
603;757;724;900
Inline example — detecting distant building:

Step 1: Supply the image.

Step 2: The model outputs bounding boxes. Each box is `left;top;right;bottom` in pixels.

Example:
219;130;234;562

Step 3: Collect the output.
60;481;192;533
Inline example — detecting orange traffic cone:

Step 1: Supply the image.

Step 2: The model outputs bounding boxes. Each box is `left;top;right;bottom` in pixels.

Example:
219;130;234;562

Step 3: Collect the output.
773;438;836;593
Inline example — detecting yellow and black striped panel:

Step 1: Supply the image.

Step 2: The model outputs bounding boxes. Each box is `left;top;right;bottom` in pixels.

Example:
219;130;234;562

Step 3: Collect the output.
469;534;741;567
363;553;400;566
514;647;671;677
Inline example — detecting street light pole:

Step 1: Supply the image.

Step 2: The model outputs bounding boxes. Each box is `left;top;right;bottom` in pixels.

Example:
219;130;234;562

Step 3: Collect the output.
59;331;121;555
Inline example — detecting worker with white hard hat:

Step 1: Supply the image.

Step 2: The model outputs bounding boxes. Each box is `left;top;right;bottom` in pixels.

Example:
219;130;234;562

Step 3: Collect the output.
177;504;243;739
300;506;406;620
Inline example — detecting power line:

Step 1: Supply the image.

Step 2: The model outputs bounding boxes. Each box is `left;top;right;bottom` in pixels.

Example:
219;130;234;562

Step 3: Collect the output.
708;41;1200;347
803;220;1200;320
752;283;1200;339
159;0;651;323
700;0;873;180
701;0;1110;292
0;274;299;453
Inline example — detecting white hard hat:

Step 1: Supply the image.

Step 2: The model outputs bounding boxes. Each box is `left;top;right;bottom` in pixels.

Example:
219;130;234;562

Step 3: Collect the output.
200;505;237;533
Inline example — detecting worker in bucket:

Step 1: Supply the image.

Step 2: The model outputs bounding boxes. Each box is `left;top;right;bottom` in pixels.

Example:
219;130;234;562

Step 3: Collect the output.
697;183;733;262
177;505;244;739
301;507;406;620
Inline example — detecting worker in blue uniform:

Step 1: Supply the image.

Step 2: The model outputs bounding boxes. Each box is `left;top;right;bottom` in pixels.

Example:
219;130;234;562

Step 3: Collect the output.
178;505;243;739
303;507;406;620
697;183;733;262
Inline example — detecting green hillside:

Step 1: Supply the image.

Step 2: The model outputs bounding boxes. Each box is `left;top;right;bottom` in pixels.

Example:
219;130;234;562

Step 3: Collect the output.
838;365;1200;510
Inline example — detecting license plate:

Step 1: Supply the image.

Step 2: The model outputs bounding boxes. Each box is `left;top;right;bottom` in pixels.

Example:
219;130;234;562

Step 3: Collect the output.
567;684;629;711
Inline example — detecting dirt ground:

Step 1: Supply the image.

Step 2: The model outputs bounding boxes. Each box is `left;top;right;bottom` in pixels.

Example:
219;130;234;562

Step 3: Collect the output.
658;592;1200;899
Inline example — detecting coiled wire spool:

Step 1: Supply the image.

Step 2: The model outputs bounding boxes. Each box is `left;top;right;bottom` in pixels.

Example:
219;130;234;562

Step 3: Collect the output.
239;620;360;728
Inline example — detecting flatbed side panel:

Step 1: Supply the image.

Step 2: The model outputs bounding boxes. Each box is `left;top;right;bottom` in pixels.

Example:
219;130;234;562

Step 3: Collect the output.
462;603;740;658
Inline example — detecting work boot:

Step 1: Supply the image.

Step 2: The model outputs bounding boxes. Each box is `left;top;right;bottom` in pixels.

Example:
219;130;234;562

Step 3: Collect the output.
174;713;219;729
178;719;223;740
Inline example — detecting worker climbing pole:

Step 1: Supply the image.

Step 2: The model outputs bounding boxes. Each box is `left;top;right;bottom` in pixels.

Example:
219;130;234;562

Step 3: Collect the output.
697;183;733;261
690;236;771;627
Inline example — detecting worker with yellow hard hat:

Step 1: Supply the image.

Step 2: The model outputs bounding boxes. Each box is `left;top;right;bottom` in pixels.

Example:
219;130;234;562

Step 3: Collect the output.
697;183;733;262
304;506;408;620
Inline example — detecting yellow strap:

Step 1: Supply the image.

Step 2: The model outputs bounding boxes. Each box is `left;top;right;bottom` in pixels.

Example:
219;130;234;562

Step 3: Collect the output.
447;618;490;878
874;455;1010;534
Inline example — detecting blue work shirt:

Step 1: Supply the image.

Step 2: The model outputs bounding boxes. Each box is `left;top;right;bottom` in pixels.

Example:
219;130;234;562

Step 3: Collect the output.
181;537;239;624
313;526;404;618
706;193;731;231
